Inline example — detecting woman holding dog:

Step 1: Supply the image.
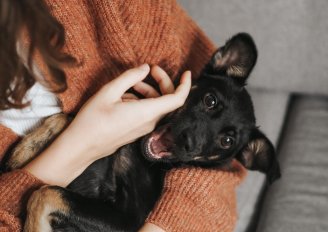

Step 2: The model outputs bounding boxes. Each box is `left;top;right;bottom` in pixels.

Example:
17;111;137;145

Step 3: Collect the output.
0;0;245;231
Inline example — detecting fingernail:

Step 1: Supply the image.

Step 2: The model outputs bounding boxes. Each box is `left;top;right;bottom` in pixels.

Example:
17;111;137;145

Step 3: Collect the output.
139;64;149;71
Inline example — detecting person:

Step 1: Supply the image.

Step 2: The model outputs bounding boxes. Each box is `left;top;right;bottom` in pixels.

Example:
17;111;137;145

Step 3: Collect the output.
0;0;246;231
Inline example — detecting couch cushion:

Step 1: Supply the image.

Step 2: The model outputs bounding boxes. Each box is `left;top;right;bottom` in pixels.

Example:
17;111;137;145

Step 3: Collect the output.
235;89;290;232
178;0;328;95
256;95;328;232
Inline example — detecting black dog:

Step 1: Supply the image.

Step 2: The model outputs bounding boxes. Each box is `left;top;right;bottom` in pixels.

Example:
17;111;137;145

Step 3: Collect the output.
7;33;280;232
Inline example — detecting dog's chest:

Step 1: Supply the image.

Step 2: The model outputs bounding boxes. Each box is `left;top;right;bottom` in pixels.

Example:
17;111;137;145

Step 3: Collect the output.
68;142;163;214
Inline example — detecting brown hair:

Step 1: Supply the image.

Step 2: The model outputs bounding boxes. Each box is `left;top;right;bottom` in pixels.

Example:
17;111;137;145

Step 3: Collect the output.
0;0;75;110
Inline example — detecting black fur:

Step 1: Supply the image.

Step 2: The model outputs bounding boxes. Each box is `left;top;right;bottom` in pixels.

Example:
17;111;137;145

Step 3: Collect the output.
47;33;281;231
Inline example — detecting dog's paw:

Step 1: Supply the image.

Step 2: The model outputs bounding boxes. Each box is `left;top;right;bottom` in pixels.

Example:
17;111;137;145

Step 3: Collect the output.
7;113;69;170
24;186;70;232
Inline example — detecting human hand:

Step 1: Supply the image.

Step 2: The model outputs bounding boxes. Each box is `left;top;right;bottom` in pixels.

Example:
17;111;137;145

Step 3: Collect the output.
24;64;191;186
67;64;191;161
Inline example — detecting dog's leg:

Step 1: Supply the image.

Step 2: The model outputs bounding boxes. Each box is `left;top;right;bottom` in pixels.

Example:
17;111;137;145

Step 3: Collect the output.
24;185;142;232
6;113;69;170
24;186;70;232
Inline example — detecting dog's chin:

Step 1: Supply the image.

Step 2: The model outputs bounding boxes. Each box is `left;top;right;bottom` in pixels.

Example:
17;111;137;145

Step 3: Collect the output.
142;124;176;162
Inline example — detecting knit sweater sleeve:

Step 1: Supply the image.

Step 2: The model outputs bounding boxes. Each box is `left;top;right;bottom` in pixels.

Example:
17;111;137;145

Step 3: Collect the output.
146;161;247;232
0;124;43;231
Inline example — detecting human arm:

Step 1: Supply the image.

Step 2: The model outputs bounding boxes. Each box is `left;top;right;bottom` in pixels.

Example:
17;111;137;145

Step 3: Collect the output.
23;64;191;187
0;125;44;231
141;162;246;232
0;64;191;230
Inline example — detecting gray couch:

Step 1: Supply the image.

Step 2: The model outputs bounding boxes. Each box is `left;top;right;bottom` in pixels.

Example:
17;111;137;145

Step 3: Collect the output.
178;1;328;231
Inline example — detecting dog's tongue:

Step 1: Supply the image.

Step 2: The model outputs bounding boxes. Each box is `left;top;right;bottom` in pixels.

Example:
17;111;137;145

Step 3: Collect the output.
150;126;173;157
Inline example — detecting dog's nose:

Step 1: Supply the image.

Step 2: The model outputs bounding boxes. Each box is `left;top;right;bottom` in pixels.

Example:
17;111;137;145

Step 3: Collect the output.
180;130;194;152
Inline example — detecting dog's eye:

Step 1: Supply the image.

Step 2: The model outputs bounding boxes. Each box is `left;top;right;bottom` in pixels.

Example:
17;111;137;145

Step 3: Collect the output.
203;93;217;109
219;136;234;149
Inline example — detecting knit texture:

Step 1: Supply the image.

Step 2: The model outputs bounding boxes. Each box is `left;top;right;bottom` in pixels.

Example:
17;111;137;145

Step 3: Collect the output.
0;125;19;161
147;161;246;232
0;0;246;231
44;0;215;113
0;170;43;231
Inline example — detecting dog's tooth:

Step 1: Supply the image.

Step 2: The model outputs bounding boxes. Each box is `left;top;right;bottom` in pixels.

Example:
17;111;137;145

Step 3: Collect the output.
208;155;220;160
193;156;203;160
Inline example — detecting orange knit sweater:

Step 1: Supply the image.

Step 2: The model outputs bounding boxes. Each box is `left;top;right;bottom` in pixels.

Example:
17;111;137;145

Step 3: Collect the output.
0;0;246;231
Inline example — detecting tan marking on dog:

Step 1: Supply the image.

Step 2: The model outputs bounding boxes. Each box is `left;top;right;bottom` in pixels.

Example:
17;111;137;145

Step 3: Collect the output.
24;186;69;232
207;155;220;160
7;113;69;170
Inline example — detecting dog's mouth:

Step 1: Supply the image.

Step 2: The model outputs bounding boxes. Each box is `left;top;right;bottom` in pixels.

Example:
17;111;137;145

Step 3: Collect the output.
143;124;174;161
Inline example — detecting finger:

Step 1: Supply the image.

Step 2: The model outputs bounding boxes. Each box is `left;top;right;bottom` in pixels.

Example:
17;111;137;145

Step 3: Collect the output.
172;70;192;103
133;82;160;98
151;66;175;94
104;64;150;99
140;70;191;114
122;93;139;100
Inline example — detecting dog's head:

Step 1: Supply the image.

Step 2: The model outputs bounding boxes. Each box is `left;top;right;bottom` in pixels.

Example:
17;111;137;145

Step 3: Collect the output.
142;33;281;183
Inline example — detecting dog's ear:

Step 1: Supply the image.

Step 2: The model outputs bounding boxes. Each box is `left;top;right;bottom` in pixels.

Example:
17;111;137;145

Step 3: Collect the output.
236;128;281;184
207;33;257;85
